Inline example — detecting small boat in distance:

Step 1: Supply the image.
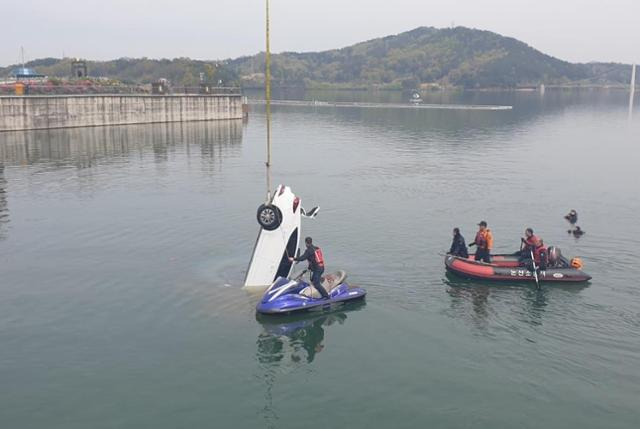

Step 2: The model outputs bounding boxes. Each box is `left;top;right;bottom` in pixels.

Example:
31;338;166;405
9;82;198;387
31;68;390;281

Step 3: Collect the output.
410;92;422;104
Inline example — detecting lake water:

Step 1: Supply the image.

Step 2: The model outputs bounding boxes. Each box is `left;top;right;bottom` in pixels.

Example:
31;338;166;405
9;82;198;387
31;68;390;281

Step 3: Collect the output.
1;90;639;428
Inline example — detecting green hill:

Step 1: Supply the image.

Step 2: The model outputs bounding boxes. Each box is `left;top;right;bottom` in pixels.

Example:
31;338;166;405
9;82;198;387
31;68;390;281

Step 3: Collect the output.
231;26;631;89
1;26;632;89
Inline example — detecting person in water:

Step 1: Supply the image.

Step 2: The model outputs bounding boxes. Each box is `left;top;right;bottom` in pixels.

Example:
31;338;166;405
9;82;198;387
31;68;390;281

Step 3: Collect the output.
565;209;578;233
289;237;330;299
469;221;493;263
448;228;469;258
573;226;585;237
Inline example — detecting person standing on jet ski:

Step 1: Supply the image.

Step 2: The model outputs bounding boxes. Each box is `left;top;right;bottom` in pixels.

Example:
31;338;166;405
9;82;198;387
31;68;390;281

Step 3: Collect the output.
289;237;330;299
469;221;493;263
448;228;469;258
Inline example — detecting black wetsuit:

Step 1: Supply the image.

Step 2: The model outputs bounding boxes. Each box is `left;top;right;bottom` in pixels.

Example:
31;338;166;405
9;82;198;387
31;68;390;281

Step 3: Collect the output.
294;245;329;298
565;212;578;233
449;233;469;258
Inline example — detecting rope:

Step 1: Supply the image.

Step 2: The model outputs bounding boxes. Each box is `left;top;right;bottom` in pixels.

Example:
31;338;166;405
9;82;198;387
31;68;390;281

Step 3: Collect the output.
264;0;273;203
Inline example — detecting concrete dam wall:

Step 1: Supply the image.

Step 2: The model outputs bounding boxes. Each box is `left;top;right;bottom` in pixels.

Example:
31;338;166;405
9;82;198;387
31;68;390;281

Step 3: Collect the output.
0;94;245;131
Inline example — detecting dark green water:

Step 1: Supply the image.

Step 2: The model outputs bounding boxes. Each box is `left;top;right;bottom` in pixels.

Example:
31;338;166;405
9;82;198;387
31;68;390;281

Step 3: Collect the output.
1;91;639;428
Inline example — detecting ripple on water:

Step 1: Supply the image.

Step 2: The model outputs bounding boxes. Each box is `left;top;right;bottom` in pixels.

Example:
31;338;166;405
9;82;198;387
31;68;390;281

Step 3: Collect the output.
1;95;640;428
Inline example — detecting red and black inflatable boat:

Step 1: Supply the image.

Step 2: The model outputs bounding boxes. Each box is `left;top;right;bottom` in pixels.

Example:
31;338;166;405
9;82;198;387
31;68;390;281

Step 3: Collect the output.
445;253;591;283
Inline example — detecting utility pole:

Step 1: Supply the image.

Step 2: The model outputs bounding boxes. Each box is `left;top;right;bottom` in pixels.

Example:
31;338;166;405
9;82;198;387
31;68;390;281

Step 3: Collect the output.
630;64;636;120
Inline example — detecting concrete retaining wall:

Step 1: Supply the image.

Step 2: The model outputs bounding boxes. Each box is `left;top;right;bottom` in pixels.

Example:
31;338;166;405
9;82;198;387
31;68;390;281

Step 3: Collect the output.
0;94;244;131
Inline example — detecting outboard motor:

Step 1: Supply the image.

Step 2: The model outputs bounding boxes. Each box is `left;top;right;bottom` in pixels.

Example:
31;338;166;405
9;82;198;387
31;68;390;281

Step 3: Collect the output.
548;246;562;267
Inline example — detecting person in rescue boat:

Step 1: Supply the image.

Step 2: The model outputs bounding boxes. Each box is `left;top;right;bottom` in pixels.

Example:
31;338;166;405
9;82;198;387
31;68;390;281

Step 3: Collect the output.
448;228;469;258
469;221;493;263
519;228;548;269
521;228;541;253
289;237;330;299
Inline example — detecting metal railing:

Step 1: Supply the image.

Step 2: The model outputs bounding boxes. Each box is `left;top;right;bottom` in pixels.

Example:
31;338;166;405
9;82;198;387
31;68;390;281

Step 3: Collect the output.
0;84;146;96
0;84;242;96
170;86;242;95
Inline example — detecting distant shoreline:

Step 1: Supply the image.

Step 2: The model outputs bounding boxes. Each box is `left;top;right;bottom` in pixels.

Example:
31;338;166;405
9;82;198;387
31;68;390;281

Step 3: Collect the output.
242;84;637;92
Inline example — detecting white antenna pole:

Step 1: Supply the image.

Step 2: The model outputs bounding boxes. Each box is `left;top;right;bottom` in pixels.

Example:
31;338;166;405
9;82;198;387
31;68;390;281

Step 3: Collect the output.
629;64;636;120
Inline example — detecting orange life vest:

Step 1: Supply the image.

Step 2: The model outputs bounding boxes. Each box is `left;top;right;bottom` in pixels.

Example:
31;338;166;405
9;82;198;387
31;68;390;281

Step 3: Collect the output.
525;234;542;250
314;247;325;268
484;229;494;250
533;245;547;264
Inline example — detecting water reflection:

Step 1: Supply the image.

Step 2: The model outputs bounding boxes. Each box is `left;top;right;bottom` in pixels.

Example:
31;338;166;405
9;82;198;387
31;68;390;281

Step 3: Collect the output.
445;273;588;334
255;303;365;428
0;120;244;168
520;287;548;327
252;88;635;142
445;280;492;333
257;313;333;365
0;164;7;240
0;120;243;241
256;303;365;364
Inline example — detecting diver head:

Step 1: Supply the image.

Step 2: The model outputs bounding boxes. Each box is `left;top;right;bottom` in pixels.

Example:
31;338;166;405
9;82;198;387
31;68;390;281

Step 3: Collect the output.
525;228;534;237
305;236;313;247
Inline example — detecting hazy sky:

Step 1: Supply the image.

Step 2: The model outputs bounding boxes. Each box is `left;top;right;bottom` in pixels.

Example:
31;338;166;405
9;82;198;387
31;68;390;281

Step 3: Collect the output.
2;0;638;67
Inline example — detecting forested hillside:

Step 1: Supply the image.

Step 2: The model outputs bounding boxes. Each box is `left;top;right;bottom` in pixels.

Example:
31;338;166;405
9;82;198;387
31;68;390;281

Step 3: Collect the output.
1;27;631;89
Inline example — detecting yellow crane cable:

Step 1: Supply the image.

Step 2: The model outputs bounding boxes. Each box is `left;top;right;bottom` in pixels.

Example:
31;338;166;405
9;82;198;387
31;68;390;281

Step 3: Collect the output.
265;0;272;202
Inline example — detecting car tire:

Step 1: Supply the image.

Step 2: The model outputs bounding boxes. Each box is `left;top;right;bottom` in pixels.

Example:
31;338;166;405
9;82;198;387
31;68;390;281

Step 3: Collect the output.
257;204;282;231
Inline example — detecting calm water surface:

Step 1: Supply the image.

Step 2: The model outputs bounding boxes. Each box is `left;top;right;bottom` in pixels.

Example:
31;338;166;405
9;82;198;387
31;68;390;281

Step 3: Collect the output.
1;91;639;428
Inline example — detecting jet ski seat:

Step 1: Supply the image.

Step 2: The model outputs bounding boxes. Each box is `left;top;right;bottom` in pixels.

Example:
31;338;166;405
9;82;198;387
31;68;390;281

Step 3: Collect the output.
299;270;347;298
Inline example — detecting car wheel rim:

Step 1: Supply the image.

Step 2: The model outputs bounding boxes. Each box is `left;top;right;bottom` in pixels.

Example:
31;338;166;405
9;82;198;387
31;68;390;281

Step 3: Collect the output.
260;208;276;225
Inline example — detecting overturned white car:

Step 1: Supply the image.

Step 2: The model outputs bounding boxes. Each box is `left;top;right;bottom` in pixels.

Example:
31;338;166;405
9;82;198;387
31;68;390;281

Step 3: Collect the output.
244;185;318;287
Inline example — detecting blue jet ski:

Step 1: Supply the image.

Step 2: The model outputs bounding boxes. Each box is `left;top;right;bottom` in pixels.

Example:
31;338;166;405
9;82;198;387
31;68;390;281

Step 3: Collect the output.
256;270;366;315
256;300;366;334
